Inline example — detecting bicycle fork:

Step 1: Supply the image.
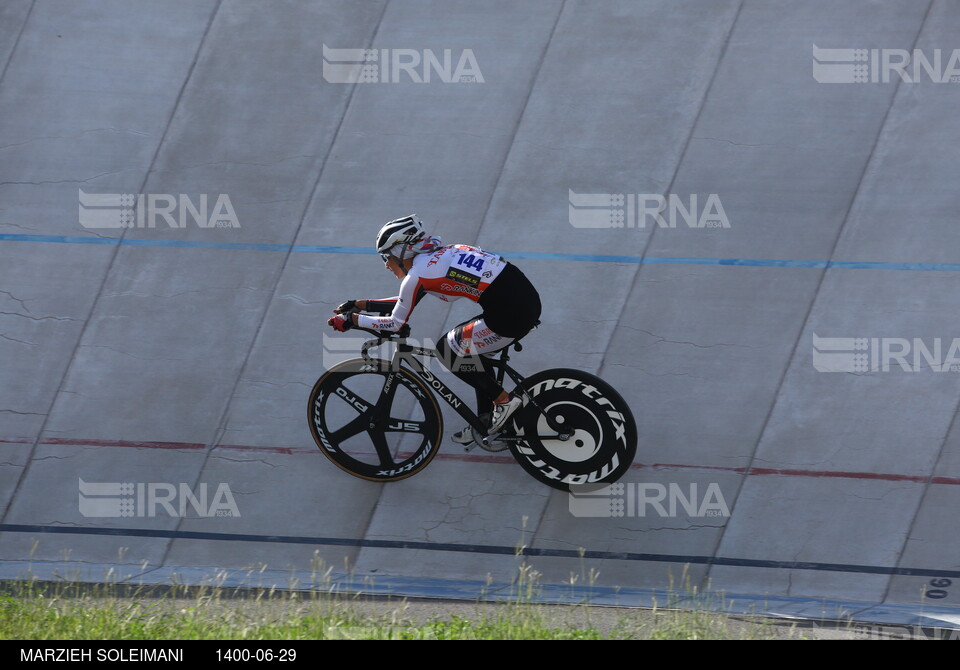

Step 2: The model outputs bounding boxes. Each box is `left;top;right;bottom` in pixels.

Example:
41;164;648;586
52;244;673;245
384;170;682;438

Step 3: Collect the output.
366;368;401;433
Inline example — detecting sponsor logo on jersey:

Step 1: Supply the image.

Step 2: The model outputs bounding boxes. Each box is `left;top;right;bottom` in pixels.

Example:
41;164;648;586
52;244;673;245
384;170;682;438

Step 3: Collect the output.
446;267;480;287
440;282;482;298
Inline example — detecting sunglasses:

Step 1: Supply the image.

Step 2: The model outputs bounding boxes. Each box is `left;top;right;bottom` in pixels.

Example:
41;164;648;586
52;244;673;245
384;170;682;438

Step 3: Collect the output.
380;253;392;263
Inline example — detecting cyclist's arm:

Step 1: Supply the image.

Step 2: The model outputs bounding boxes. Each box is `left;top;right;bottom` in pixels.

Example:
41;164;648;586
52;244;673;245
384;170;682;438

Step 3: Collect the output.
356;298;399;315
355;275;424;332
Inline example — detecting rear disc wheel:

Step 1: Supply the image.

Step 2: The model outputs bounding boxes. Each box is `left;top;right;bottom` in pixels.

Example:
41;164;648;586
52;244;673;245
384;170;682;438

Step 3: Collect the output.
508;369;637;491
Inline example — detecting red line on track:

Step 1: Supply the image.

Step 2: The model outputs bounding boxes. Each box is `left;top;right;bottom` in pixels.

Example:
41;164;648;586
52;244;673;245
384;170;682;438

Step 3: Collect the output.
2;436;958;485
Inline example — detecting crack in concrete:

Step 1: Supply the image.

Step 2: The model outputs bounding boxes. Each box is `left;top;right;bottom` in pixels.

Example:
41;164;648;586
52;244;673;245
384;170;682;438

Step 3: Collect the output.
101;286;265;300
0;167;137;187
0;332;35;346
280;294;331;306
634;272;711;284
359;129;509;142
0;290;32;313
242;379;311;388
159;154;318;172
848;486;914;503
79;344;182;362
0;311;79;322
212;456;279;468
693;135;778;148
620;325;745;349
421;490;499;540
513;136;622;155
604;363;704;379
0;127;149;151
0;222;42;233
235;198;300;206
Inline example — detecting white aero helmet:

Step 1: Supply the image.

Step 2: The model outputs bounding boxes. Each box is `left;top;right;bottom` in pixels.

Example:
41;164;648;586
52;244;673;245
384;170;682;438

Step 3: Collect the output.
375;215;426;259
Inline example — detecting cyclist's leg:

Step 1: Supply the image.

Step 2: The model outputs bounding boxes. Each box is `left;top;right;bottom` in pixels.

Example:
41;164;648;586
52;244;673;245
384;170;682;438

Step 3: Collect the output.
435;317;514;416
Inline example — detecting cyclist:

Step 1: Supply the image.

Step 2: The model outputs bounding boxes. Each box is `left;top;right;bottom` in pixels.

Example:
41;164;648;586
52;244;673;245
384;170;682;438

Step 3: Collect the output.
328;215;541;440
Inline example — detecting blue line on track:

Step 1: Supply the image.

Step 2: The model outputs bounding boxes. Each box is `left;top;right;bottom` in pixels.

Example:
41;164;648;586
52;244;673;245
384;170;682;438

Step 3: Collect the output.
3;233;960;272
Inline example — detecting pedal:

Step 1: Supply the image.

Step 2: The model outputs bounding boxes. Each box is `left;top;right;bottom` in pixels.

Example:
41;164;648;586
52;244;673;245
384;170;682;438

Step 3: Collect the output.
477;428;510;452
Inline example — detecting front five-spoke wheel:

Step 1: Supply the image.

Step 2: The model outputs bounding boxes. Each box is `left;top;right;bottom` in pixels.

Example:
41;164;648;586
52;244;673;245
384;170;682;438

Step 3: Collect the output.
308;359;443;482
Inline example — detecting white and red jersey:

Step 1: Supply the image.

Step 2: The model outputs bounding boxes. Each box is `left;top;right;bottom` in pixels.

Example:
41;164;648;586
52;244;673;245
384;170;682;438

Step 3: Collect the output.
357;244;508;333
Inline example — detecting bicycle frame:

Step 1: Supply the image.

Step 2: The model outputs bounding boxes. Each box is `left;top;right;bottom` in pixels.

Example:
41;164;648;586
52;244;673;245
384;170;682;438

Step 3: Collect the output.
358;332;570;445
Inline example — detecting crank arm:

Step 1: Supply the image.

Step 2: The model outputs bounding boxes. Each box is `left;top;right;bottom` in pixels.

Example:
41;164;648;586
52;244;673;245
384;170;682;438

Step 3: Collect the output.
517;395;568;436
486;433;572;443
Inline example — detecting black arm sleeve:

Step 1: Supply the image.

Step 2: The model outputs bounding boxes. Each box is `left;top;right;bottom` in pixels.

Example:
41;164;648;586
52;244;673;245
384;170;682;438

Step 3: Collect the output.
365;300;396;315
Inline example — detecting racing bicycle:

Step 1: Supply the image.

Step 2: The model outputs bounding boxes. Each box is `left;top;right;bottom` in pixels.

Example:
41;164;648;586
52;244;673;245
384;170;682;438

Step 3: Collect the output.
309;324;637;491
